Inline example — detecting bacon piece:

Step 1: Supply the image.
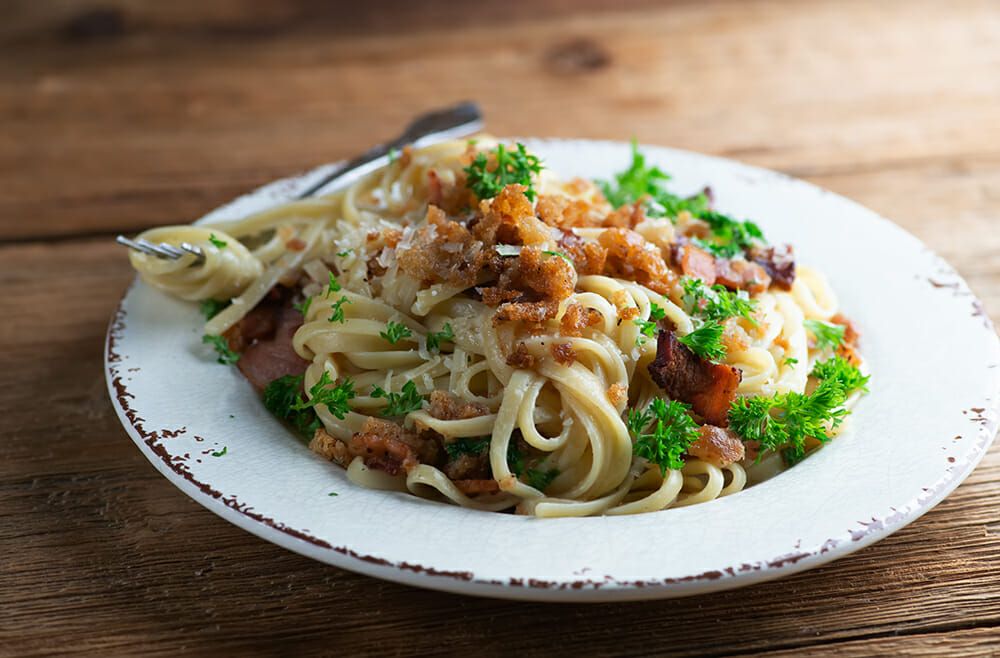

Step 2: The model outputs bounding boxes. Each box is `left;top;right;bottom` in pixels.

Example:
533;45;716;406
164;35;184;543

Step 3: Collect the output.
748;244;795;290
232;306;308;393
675;243;717;285
687;425;745;467
647;331;742;426
714;258;770;295
598;227;677;295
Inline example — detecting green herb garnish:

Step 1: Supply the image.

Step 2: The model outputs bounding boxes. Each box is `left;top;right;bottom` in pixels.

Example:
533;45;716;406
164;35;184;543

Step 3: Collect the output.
681;278;759;325
326;273;342;297
327;296;352;323
463;142;544;201
527;467;559;492
804;319;847;351
199;298;230;320
262;374;323;437
202;334;239;365
677;322;726;362
628;398;701;473
426;323;455;351
633;303;667;345
728;357;867;465
208;234;227;248
211;446;227;457
288;371;356;420
371;380;423;417
294;296;313;317
597;140;710;219
444;437;490;460
380;320;412;344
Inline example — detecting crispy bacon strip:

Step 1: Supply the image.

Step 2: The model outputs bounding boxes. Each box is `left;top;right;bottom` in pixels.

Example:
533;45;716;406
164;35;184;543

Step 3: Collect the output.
748;244;795;290
647;330;742;426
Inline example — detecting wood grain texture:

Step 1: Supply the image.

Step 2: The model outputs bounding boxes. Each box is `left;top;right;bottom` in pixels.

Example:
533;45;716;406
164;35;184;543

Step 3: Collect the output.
3;0;1000;655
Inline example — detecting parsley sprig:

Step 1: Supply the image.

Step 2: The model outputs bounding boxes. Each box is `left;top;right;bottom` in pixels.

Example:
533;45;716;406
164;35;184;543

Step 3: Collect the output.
327;296;352;323
444;436;490;460
199;298;230;320
633;303;667;346
380;321;413;344
293;371;357;420
804;319;847;351
681;278;759;325
208;234;227;248
677;322;726;362
691;212;764;258
426;323;454;351
728;356;868;465
463;142;544;201
597;140;710;219
627;398;701;473
202;334;239;365
262;374;322;437
371;380;423;417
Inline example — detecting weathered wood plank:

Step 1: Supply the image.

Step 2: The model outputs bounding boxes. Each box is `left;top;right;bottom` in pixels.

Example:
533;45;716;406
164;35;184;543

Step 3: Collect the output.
2;238;999;656
3;0;1000;240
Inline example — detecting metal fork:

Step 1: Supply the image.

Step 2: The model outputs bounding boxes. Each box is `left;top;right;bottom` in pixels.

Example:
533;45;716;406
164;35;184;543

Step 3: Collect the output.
117;101;483;263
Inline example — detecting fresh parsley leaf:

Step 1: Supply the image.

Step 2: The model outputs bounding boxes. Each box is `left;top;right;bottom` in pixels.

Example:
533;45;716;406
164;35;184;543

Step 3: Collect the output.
380;320;412;344
388;147;399;163
782;356;799;366
371;380;423;417
426;323;454;351
677;322;726;362
688;211;764;257
597;140;709;219
810;355;870;393
681;278;759;325
291;371;356;420
202;334;239;365
728;357;866;466
199;298;230;320
633;303;667;346
262;374;322;437
328;492;339;496
326;273;342;296
294;296;313;317
444;436;490;460
337;249;353;257
208;233;227;248
463;142;544;201
628;398;701;473
507;441;525;476
527;467;559;492
804;319;847;351
328;296;352;323
211;446;227;457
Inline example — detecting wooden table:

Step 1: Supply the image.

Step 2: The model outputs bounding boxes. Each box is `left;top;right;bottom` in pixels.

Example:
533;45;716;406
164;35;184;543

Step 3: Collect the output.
4;1;1000;654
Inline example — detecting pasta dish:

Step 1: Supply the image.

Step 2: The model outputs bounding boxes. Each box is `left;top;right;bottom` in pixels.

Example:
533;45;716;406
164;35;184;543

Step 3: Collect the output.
127;138;868;517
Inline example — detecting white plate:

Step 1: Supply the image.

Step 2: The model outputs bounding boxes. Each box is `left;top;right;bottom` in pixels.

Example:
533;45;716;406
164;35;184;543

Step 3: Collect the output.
106;139;1000;601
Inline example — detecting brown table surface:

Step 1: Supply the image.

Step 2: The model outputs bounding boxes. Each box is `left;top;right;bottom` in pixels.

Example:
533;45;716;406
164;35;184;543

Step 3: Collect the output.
4;1;1000;655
